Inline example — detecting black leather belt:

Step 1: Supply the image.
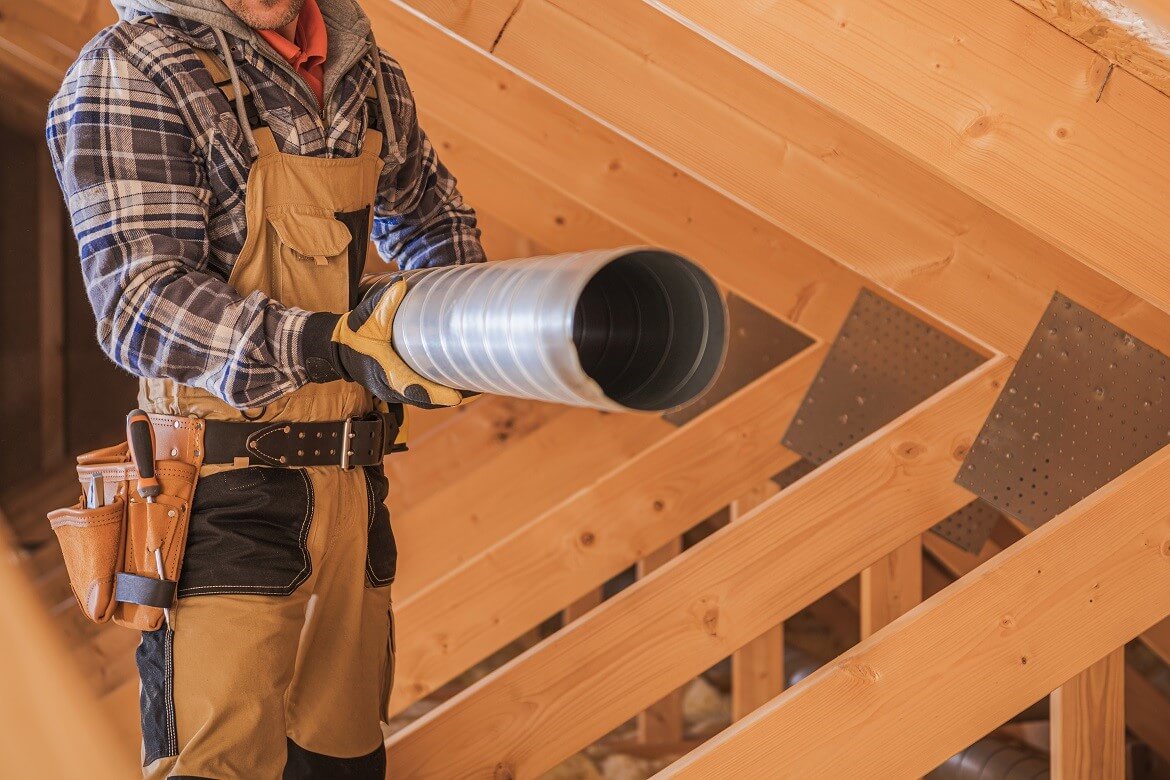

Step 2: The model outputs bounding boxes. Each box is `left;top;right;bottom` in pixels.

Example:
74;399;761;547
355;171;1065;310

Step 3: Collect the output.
202;411;400;469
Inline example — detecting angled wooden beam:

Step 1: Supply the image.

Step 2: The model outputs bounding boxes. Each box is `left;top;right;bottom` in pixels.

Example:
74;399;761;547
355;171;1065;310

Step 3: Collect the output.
1052;648;1126;779
421;113;642;254
730;481;784;720
663;443;1170;777
395;408;670;597
860;536;922;639
407;0;1170;358
386;358;1010;777
1142;618;1170;669
654;0;1170;322
386;397;562;516
370;0;865;341
1125;663;1170;764
1011;0;1170;98
389;344;825;713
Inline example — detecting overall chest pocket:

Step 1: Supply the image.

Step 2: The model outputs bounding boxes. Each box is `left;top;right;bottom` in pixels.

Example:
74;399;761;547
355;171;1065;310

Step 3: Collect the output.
267;205;353;314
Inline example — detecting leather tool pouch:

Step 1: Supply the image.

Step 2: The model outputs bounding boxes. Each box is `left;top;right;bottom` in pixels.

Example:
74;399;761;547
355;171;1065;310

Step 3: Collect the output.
47;416;205;631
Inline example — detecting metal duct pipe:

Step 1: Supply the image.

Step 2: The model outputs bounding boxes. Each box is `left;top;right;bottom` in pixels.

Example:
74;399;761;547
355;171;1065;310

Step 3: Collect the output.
393;247;728;412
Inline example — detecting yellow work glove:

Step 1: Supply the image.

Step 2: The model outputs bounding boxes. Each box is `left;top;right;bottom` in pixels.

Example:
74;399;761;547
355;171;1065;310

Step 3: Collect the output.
301;275;469;408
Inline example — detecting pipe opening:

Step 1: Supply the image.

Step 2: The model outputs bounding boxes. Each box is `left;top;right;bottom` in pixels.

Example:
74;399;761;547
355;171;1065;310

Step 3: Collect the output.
573;250;727;412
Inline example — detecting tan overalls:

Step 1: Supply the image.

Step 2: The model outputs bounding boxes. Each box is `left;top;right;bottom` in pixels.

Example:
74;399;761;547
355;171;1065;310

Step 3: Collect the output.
136;42;395;779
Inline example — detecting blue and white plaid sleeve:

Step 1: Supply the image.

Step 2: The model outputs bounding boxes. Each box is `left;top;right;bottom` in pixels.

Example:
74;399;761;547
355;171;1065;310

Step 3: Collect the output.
46;44;312;409
370;52;485;271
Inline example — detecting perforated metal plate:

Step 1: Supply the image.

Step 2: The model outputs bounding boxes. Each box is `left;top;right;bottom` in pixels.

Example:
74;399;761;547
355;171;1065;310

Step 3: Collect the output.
956;292;1170;530
782;289;987;463
772;458;818;490
780;289;994;552
929;500;1004;554
664;292;813;426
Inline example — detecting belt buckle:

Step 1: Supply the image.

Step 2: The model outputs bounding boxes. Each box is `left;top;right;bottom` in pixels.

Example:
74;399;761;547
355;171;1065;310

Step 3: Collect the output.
340;416;356;470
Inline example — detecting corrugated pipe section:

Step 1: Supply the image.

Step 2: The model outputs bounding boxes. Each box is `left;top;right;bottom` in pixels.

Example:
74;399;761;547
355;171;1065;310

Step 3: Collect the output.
393;247;728;412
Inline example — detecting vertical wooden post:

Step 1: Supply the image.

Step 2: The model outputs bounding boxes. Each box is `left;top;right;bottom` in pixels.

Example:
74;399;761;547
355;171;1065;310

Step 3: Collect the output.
1052;648;1126;779
36;145;66;468
636;537;685;743
730;481;784;720
860;535;922;638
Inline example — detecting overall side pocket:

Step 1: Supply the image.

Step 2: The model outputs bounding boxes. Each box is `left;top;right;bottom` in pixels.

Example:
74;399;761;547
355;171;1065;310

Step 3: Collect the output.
48;497;126;623
362;465;396;588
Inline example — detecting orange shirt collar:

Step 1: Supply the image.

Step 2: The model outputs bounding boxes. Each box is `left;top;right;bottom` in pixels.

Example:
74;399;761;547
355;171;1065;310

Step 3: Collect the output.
256;0;328;103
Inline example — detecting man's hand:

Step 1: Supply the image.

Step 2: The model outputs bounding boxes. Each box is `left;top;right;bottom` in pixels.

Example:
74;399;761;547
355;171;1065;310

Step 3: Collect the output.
301;276;468;408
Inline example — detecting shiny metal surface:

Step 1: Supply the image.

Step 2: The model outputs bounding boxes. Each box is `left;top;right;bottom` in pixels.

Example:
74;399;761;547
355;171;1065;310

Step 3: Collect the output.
392;247;728;412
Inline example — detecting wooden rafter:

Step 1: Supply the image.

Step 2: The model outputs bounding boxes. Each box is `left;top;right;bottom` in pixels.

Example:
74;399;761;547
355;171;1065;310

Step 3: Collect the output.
386;358;1010;777
397;0;1170;359
394;408;670;597
662;444;1170;777
650;0;1170;321
390;344;825;713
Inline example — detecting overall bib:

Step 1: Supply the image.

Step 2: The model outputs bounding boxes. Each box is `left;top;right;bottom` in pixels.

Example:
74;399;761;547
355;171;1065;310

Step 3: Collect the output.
136;44;396;779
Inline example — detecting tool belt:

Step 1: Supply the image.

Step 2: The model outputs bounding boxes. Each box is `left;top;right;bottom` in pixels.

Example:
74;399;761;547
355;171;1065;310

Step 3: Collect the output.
47;410;402;631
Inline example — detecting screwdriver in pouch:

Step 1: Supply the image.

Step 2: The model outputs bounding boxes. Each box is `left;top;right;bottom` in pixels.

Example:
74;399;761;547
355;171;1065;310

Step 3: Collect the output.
127;409;171;626
126;409;160;503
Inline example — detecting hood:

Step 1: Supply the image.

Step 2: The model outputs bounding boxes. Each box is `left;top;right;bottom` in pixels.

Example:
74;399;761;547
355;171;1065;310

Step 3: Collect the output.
111;0;374;63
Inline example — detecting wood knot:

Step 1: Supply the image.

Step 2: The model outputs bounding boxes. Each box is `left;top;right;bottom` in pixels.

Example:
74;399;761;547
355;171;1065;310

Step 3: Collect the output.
608;159;622;172
579;532;595;547
952;441;970;460
1161;539;1170;558
1020;655;1029;666
652;499;666;512
1000;615;1015;630
963;115;992;139
898;442;924;460
701;604;719;636
494;763;515;780
839;659;879;682
554;215;566;226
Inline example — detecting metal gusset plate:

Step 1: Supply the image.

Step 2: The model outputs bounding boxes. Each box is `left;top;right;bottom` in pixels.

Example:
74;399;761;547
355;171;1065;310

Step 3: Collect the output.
782;289;986;463
771;458;818;490
929;500;1004;554
664;292;813;426
780;289;993;551
956;292;1170;530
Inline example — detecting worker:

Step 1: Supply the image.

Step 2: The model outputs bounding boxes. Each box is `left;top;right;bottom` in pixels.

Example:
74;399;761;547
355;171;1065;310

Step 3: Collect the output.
46;0;485;776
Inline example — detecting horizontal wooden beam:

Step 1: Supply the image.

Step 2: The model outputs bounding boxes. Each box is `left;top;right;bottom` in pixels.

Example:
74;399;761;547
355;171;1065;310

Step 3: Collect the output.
656;0;1170;322
664;446;1170;777
390;344;824;713
386;357;1010;777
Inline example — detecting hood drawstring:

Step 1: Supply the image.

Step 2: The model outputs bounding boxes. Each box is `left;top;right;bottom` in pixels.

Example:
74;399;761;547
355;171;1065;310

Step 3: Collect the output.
367;33;404;165
212;26;259;158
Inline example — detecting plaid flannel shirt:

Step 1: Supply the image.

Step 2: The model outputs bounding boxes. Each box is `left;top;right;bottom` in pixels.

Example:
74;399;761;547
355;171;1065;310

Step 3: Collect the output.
46;13;484;409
